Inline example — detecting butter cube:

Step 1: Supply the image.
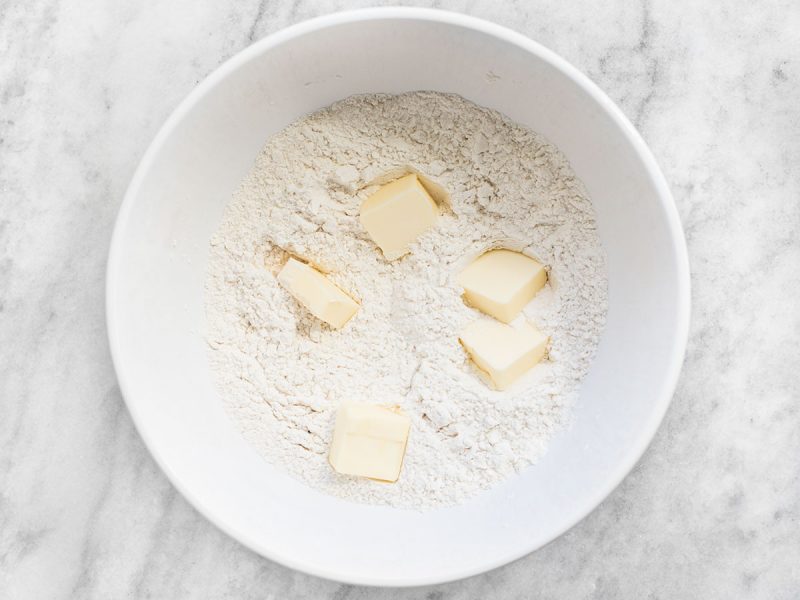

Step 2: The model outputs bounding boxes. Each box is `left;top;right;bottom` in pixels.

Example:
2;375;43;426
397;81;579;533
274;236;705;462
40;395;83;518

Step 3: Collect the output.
277;258;359;329
457;249;547;323
459;319;548;390
359;174;438;260
329;402;411;482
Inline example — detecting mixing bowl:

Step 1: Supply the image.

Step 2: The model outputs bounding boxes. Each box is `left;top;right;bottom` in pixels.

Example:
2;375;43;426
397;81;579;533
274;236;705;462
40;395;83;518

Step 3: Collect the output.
106;8;690;586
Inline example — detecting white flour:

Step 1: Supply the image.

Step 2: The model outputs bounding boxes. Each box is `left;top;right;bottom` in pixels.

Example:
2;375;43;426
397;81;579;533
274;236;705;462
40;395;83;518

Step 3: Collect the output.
205;92;607;509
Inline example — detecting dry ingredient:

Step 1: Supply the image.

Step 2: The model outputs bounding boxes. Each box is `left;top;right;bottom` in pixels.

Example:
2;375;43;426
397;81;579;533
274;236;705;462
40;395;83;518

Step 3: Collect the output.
205;92;608;509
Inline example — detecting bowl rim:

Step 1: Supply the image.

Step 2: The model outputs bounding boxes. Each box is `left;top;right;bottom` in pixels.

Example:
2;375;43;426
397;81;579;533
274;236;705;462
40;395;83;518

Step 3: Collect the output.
106;6;691;587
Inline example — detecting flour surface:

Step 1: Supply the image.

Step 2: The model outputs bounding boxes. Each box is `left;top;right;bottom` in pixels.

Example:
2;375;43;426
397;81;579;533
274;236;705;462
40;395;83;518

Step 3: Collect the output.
205;92;607;509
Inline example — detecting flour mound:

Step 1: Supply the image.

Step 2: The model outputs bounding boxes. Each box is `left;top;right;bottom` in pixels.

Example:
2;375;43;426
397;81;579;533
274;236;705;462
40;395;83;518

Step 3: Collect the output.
205;92;607;509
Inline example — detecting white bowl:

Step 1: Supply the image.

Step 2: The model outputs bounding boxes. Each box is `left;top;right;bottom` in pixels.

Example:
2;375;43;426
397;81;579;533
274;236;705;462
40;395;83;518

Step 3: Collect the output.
107;8;690;586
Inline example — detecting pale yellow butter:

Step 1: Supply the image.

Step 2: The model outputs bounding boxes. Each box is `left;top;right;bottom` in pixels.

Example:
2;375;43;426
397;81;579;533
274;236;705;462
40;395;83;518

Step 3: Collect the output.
457;249;547;323
459;319;548;390
277;258;359;329
359;173;438;260
328;402;411;482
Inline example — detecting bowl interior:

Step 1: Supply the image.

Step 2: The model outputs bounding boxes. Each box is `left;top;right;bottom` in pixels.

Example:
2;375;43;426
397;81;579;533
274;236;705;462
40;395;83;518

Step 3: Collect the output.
107;10;688;586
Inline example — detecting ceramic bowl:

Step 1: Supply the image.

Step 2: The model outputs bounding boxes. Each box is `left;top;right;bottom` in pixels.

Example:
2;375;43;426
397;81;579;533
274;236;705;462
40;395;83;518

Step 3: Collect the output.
107;8;690;586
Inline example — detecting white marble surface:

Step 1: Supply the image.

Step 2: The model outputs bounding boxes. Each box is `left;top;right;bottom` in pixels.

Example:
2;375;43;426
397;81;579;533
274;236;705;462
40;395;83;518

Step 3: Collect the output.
2;0;799;597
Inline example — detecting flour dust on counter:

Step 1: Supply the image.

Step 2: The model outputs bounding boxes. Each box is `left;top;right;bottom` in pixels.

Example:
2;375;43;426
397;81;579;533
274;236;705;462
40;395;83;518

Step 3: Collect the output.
205;92;607;509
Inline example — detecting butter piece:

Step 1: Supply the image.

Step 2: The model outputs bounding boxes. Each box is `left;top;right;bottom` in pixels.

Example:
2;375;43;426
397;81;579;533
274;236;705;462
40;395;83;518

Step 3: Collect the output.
457;249;547;323
329;402;411;482
459;319;548;390
277;258;359;329
359;173;438;260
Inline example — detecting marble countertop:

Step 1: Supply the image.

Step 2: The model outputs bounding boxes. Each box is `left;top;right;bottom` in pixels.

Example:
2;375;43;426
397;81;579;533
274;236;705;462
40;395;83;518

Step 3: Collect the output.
2;1;798;598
